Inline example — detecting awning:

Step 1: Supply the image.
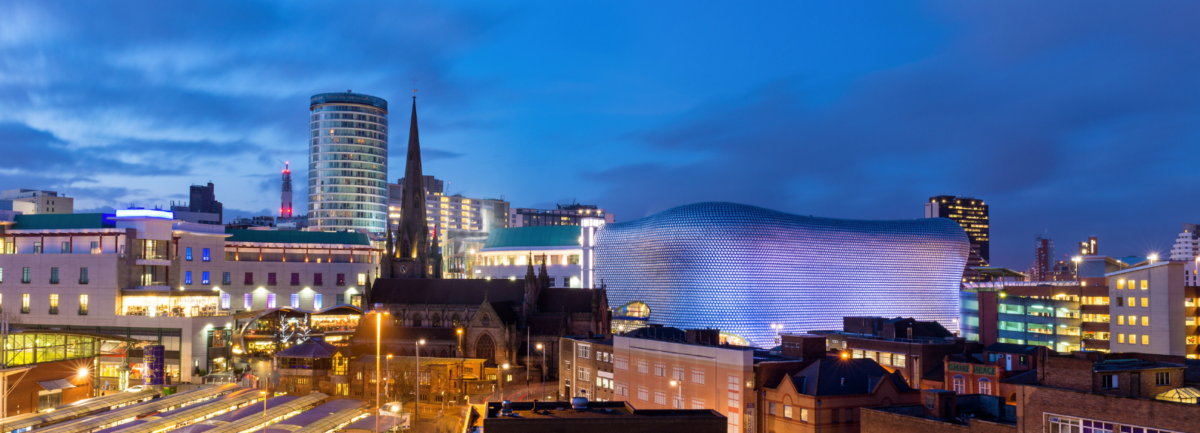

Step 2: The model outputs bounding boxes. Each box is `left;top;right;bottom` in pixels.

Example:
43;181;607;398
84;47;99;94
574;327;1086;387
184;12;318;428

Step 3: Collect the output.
38;379;77;391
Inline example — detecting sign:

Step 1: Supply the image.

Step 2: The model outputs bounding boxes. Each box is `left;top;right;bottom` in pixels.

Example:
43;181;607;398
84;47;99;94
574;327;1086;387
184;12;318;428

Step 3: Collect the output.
144;345;165;386
948;363;971;373
973;365;997;376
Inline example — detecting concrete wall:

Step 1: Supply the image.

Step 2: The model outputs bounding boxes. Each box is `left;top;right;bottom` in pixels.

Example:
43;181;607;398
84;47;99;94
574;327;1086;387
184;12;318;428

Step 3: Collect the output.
1107;262;1186;356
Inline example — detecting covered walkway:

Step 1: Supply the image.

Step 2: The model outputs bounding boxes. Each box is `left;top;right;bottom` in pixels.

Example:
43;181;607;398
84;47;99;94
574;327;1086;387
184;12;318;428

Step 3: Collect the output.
0;390;157;433
38;385;241;433
95;389;264;433
201;393;328;433
266;399;365;433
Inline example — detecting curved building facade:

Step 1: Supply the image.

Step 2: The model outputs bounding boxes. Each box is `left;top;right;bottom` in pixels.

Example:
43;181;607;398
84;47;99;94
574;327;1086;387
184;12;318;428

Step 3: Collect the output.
595;202;969;348
308;92;389;233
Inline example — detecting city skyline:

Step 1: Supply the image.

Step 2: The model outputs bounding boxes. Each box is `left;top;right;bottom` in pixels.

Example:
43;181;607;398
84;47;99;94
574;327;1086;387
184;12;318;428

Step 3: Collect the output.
2;1;1199;269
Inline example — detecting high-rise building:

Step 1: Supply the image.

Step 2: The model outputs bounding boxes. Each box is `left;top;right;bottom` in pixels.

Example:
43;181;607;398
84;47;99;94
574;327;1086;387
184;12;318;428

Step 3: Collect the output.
924;195;989;267
1106;261;1200;357
1169;223;1200;261
307;91;389;233
510;204;614;228
281;162;293;218
0;189;74;214
389;176;510;235
170;182;223;224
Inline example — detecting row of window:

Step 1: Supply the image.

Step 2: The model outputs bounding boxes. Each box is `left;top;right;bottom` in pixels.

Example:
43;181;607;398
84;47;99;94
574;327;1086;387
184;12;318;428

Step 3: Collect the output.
0;267;89;284
183;247;212;261
622;385;702;409
1116;296;1149;307
1116;334;1152;345
181;272;366;287
1116;279;1148;290
574;344;614;363
4;293;88;315
767;403;855;424
1116;315;1151;326
237;293;332;310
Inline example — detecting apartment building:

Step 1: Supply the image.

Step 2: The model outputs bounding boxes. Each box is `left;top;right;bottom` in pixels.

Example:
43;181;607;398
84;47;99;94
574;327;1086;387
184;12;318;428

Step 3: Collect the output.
811;317;970;388
474;226;582;287
509;203;614;228
1106;261;1198;357
559;335;615;401
0;189;74;214
0;209;379;384
388;176;509;235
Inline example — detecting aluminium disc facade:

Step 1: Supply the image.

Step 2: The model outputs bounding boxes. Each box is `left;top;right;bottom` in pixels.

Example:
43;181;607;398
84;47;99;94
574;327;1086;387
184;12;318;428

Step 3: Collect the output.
595;202;968;348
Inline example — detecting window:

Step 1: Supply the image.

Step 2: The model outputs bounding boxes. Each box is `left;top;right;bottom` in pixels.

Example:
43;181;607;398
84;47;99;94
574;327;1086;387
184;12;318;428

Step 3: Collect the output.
893;353;906;367
185;247;193;261
654;363;666;377
1118;334;1126;343
637;387;649;401
21;294;29;314
244;272;253;285
1141;280;1148;290
1141;297;1149;307
565;360;571;371
654;391;666;405
1118;316;1125;325
637;360;649;374
1102;374;1118;389
769;402;777;416
616;383;628;397
201;271;210;285
267;293;276;308
336;273;346;286
672;366;685;381
978;378;992;395
78;295;88;315
314;294;323;310
90;241;99;254
336;294;344;305
50;267;59;284
578;367;590;382
38;390;62;410
1142;335;1150;345
79;267;88;284
185;271;193;285
32;242;41;254
1116;297;1124;307
1156;372;1170;386
49;294;58;314
577;345;591;359
953;375;966;393
268;273;277;285
291;293;300;308
221;293;230;310
202;248;210;261
1129;315;1136;325
21;268;29;284
1142;316;1149;326
314;273;323;285
615;357;628;370
832;409;840;423
244;293;252;310
357;273;366;285
286;273;299;286
692;368;705;384
800;408;809;422
222;272;231;285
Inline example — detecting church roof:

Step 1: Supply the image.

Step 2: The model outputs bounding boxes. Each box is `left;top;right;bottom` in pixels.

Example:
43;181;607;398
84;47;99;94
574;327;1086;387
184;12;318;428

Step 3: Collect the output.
482;226;582;250
371;279;525;305
537;288;596;314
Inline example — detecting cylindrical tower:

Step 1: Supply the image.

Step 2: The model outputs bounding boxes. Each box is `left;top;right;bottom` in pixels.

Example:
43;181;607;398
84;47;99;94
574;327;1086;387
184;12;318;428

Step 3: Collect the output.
308;92;389;233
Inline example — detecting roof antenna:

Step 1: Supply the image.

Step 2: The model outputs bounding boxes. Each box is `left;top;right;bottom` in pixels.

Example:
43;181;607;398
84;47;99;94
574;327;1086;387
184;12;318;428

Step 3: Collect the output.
412;78;418;99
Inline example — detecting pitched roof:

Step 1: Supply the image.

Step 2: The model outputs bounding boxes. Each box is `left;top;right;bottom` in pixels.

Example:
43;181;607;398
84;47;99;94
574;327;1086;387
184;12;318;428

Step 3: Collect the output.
1001;369;1039;385
12;213;115;230
224;229;371;246
489;301;521;325
537;288;595;314
922;361;946;382
276;339;338;358
482;226;581;250
371;278;525;305
528;316;564;336
791;358;915;397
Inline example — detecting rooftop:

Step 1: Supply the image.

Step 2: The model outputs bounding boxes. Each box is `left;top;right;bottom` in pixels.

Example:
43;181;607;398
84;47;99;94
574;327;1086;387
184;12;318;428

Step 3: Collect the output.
482;225;581;250
10;213;115;230
224;229;372;246
1092;358;1184;372
484;401;722;420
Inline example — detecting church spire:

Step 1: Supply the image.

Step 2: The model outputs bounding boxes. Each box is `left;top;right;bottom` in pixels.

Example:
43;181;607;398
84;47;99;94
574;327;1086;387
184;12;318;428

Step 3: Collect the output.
394;94;431;278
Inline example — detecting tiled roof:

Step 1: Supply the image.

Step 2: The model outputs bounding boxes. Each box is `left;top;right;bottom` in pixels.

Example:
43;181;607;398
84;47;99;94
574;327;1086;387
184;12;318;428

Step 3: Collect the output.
276;339;338;358
12;213;114;230
224;229;371;246
791;358;915;396
482;226;581;250
984;343;1041;354
537;288;595;314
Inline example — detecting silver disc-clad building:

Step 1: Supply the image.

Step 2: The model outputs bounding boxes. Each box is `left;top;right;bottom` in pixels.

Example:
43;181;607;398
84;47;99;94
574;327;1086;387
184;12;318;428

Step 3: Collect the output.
595;202;969;348
308;92;389;233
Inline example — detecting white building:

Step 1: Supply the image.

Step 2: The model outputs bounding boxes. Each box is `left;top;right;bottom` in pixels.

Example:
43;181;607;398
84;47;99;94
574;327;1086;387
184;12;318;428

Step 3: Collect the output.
388;175;510;236
0;189;74;214
509;203;614;228
1169;223;1200;261
473;226;582;288
0;209;379;384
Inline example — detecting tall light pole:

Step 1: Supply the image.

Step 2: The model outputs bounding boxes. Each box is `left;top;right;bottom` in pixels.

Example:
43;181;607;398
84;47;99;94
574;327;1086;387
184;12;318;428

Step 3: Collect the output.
497;363;508;401
536;343;545;400
415;339;425;421
372;309;390;433
456;328;464;403
386;354;393;401
669;380;682;408
260;390;267;430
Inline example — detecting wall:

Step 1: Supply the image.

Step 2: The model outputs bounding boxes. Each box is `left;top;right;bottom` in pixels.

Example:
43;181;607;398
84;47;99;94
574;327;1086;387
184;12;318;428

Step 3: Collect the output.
1107;262;1186;356
860;408;1016;433
1014;383;1199;433
3;357;95;416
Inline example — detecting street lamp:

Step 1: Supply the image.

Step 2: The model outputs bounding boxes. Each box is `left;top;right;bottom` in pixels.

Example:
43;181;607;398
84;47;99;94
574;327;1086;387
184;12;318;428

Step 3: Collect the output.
415;339;425;421
536;343;545;400
456;328;464;404
770;323;783;345
669;380;682;409
386;354;393;401
1072;256;1082;282
497;363;509;401
1149;254;1159;265
259;390;267;430
372;309;390;433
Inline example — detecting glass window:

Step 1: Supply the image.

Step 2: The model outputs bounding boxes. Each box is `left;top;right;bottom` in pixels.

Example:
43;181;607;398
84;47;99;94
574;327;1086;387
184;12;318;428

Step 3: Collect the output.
1118;334;1125;344
291;293;300;308
978;378;992;395
21;294;29;314
202;271;210;285
267;293;276;308
61;241;70;254
244;293;252;310
202;248;210;262
314;273;323;285
79;295;88;315
692;368;705;384
185;271;193;285
800;408;809;422
79;267;88;284
185;247;193;261
268;273;277;285
314;294;323;310
337;273;346;286
1141;297;1149;307
290;273;300;286
1141;280;1148;290
244;272;253;285
220;293;230;310
222;272;231;285
1142;335;1150;345
577;345;590;358
783;405;792;419
49;294;58;314
50;267;59;284
357;273;366;286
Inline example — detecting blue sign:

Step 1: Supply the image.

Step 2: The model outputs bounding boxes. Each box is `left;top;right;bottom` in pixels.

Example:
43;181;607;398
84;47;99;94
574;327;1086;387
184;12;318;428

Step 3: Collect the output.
144;345;165;386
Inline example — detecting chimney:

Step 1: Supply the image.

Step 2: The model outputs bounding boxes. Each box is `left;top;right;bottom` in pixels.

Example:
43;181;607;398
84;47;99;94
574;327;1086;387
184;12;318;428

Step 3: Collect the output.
921;389;957;419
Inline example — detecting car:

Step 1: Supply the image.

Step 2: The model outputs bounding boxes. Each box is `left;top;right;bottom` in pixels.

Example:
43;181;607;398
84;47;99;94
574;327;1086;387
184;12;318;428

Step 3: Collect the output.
125;385;145;392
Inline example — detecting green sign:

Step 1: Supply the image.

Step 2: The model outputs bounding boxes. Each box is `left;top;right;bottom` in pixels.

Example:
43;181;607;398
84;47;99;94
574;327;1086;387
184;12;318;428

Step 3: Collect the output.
974;365;996;376
948;363;971;373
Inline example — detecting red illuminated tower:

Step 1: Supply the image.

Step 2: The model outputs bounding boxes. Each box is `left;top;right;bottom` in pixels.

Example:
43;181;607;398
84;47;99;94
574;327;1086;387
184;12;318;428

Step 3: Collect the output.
281;162;293;218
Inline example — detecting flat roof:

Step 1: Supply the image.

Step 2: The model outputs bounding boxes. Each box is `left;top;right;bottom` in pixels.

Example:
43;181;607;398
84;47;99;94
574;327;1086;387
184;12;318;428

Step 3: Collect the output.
10;213;115;230
225;229;372;246
485;401;724;420
1093;359;1184;372
482;226;581;250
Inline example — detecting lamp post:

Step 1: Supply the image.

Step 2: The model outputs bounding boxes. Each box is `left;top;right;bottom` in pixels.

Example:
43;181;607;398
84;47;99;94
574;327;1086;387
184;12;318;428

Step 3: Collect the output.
415;339;424;421
456;328;464;403
770;323;783;345
1072;256;1082;282
669;380;682;409
536;343;545;401
386;354;393;401
372;309;390;433
260;390;267;430
497;363;508;401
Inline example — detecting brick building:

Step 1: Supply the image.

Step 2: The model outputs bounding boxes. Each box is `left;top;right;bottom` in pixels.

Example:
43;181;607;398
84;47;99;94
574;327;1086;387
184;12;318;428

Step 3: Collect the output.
559;335;614;401
761;355;922;433
473;399;725;433
860;390;1016;433
811;317;973;388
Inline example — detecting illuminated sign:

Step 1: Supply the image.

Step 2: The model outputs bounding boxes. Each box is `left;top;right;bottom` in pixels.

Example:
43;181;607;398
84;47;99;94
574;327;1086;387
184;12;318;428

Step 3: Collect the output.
116;209;175;219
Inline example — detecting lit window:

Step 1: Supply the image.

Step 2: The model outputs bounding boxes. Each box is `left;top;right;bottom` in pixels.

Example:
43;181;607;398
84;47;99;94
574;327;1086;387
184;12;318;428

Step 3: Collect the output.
1141;280;1148;290
1142;335;1150;345
201;271;210;285
314;294;323;310
357;273;366;286
185;247;193;261
1118;316;1125;325
78;295;88;316
1142;316;1149;326
267;293;276;308
244;294;252;310
1141;297;1149;307
1118;334;1125;344
221;293;230;309
1118;280;1125;290
202;248;211;261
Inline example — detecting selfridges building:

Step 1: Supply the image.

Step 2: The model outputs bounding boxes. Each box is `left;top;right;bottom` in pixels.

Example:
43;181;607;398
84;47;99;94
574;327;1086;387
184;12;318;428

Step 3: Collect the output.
594;202;968;348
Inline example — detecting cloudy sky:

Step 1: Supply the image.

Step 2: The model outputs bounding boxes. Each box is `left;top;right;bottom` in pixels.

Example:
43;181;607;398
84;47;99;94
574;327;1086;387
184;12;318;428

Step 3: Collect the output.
1;1;1198;269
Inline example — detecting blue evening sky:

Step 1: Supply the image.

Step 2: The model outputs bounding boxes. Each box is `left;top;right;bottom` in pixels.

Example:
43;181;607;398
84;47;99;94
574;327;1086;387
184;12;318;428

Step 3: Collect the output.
1;1;1198;269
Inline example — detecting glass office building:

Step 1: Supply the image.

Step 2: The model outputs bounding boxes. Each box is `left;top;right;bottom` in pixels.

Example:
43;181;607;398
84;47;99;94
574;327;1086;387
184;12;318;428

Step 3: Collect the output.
308;92;389;233
595;202;969;348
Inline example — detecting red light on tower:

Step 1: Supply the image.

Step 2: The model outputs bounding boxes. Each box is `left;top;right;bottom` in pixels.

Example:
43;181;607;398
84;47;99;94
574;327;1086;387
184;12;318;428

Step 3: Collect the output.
280;161;293;218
